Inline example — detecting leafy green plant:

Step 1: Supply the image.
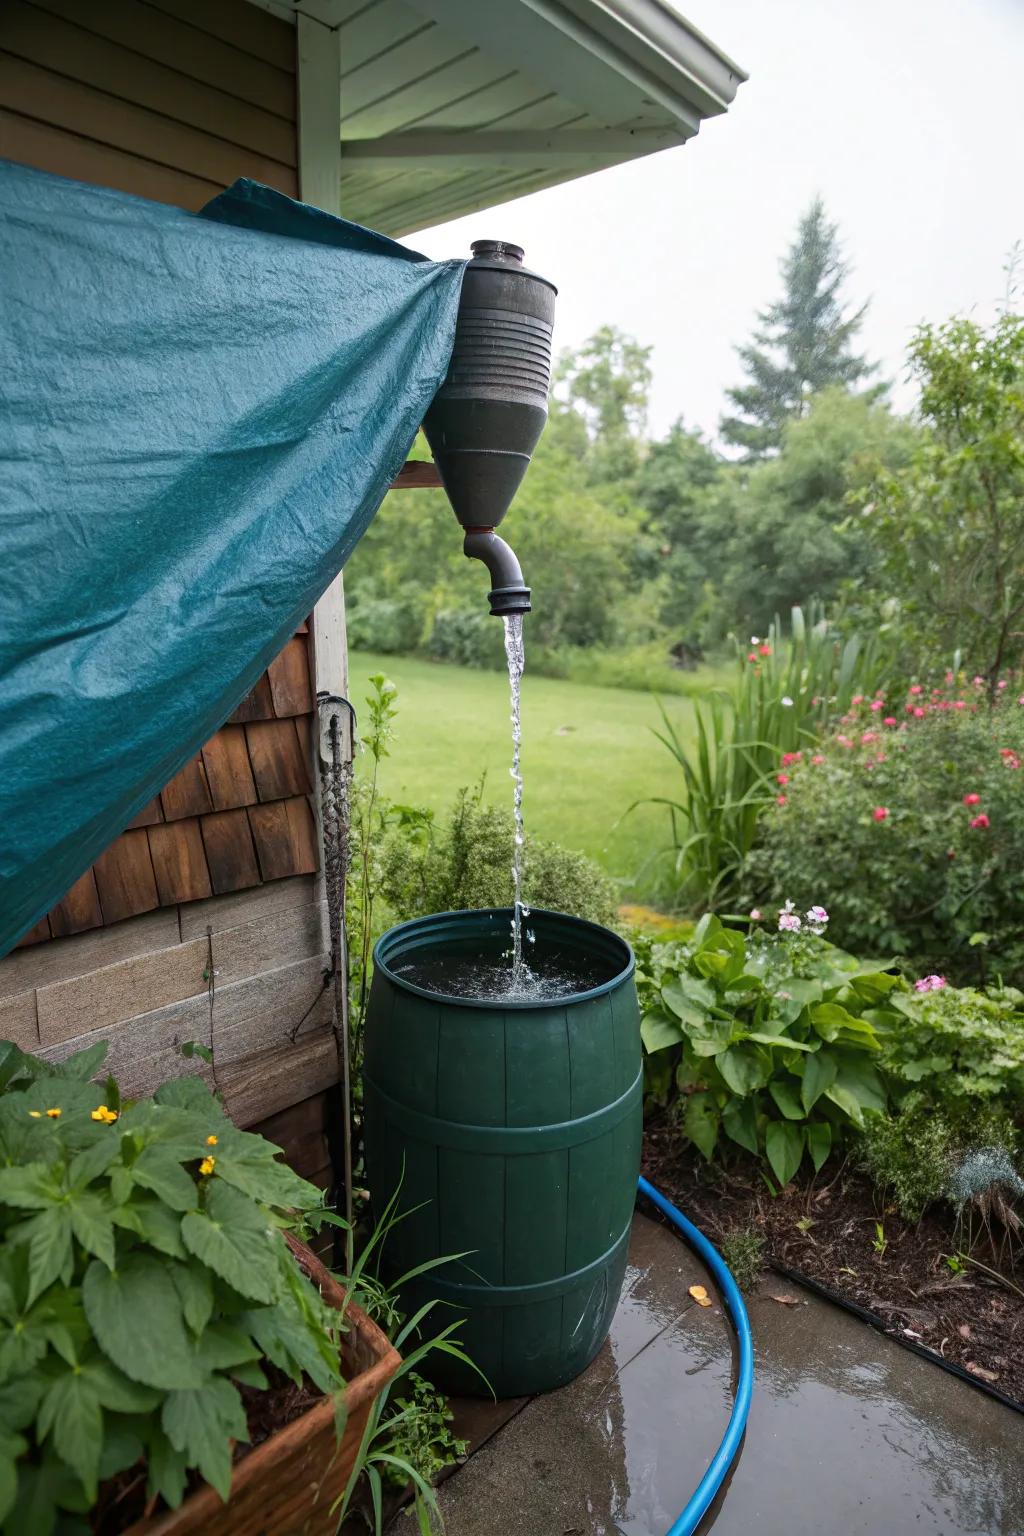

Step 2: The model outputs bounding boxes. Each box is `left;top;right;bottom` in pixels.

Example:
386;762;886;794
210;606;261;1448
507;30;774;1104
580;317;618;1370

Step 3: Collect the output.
645;604;896;911
377;1373;466;1491
747;685;1024;986
883;981;1024;1115
871;1222;887;1257
380;781;618;929
719;1229;765;1292
0;1040;347;1534
639;913;898;1186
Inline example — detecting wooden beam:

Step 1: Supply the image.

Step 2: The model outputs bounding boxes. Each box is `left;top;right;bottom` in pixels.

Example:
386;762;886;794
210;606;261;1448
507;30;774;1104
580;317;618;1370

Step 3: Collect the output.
390;460;442;489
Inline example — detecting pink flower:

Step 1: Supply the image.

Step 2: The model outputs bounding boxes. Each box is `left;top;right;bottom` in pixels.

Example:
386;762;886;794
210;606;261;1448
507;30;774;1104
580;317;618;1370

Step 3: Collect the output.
970;813;990;830
909;684;923;696
870;699;884;712
749;909;763;922
883;716;897;727
812;754;825;765
837;734;853;748
852;694;864;706
781;751;802;767
914;974;947;993
778;912;802;932
873;807;889;822
945;671;954;684
807;904;829;925
776;793;788;807
1018;695;1024;706
998;680;1007;690
913;707;926;718
861;731;878;745
973;675;985;687
777;772;790;786
963;792;981;806
954;700;967;710
747;651;757;663
759;643;772;657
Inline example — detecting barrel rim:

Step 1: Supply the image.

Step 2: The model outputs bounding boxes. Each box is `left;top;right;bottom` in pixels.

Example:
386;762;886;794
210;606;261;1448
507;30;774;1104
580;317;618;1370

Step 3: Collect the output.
372;907;635;1010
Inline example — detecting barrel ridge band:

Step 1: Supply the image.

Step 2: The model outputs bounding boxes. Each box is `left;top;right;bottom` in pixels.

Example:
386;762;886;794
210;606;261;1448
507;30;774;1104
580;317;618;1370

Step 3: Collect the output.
362;1068;642;1155
404;1220;633;1308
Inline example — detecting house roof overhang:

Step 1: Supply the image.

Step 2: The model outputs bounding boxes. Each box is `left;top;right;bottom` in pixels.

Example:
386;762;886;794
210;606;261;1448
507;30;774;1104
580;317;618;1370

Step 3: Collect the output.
248;0;746;235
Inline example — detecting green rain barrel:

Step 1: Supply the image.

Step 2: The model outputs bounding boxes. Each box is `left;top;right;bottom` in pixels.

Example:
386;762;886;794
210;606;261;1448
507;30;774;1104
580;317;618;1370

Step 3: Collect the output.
363;908;641;1397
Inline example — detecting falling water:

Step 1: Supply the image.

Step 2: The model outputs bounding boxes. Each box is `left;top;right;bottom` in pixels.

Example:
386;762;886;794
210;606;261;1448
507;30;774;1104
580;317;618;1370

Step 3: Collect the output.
503;612;529;984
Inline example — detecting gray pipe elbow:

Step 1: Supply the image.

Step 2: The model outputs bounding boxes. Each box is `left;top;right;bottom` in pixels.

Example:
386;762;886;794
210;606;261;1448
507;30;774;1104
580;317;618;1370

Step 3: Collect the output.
463;529;531;616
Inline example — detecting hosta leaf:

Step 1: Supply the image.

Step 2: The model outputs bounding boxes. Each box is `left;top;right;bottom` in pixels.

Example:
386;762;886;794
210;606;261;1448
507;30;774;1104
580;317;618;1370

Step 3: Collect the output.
715;1043;771;1096
38;1370;103;1499
768;1078;804;1121
806;1121;832;1173
682;1092;719;1162
161;1379;248;1502
745;1032;817;1051
181;1183;280;1304
640;1009;685;1054
801;1049;838;1114
130;1149;198;1213
660;983;707;1027
823;1082;865;1129
69;1193;115;1271
722;1096;759;1155
834;1057;887;1116
765;1120;805;1188
82;1255;204;1390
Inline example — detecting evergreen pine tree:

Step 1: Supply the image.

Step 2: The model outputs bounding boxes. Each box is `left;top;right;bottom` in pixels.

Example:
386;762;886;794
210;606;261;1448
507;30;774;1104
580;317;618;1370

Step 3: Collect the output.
721;197;878;457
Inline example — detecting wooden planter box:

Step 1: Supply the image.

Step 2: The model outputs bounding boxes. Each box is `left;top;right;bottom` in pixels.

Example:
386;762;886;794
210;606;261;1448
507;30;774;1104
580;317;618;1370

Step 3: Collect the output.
125;1237;401;1536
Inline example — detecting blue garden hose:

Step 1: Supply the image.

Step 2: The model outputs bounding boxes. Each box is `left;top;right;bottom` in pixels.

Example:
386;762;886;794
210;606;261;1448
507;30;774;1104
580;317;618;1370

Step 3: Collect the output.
637;1176;754;1536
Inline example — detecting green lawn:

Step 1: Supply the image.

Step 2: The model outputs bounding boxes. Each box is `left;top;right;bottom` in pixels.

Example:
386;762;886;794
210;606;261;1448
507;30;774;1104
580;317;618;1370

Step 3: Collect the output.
349;651;705;899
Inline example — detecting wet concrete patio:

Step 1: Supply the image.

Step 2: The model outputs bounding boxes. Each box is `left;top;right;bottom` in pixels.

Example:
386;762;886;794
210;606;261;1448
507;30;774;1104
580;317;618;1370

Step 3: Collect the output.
424;1213;1024;1536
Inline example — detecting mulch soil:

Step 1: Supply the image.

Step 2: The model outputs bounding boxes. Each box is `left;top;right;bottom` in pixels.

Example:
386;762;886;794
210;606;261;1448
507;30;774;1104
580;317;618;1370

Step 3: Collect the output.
642;1117;1024;1408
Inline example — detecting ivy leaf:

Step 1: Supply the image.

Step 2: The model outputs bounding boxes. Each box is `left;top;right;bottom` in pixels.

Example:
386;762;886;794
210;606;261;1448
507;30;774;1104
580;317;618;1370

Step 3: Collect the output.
69;1192;115;1271
181;1184;281;1304
130;1149;199;1213
722;1096;759;1155
800;1048;838;1113
806;1121;832;1173
82;1255;204;1390
682;1092;719;1162
768;1078;804;1121
161;1379;248;1502
38;1369;103;1499
765;1120;805;1188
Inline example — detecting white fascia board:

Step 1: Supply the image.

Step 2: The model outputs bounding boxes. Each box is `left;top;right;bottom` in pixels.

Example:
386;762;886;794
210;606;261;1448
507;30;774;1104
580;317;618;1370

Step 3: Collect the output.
341;128;685;171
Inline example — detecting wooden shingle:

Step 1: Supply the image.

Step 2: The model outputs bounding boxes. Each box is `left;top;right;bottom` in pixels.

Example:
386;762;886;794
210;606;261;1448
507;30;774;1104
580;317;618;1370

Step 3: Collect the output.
93;830;159;924
160;753;214;821
228;671;275;723
148;820;214;905
127;797;164;829
48;868;103;938
245;719;311;801
200;808;261;894
202;724;257;810
248;797;318;882
267;636;313;717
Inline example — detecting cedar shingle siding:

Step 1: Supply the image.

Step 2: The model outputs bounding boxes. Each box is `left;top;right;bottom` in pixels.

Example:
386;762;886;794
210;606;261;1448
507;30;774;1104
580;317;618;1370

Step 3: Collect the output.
0;5;337;1180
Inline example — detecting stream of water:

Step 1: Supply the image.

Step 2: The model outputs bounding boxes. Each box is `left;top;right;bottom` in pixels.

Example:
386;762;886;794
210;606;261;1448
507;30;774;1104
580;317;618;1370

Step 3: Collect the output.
503;611;529;986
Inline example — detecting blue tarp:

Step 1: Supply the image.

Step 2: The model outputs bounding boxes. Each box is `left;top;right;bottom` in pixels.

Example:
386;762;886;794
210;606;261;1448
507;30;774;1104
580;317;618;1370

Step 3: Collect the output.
0;161;465;956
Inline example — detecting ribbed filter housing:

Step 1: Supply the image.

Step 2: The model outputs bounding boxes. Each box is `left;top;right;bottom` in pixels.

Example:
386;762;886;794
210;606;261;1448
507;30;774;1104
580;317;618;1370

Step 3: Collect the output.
423;241;557;530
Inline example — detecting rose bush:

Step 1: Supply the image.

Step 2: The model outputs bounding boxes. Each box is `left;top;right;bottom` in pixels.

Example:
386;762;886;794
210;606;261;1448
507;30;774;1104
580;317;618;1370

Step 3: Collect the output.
746;676;1024;986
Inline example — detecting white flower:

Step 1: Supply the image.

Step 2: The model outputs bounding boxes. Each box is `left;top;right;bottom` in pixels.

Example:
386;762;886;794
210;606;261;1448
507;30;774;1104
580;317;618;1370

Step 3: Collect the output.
807;905;829;925
751;636;760;645
782;898;796;913
781;696;794;708
778;912;802;932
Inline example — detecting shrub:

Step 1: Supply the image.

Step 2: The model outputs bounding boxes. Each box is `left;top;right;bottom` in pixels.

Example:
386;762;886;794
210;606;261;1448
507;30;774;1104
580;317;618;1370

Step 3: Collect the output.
380;785;618;928
426;609;504;670
346;595;423;655
647;604;898;912
882;980;1024;1118
638;912;899;1187
0;1040;343;1531
747;682;1024;985
857;1107;1021;1223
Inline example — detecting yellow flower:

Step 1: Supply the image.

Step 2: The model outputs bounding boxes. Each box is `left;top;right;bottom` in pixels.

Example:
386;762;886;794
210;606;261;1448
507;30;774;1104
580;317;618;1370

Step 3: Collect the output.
205;1134;218;1146
90;1105;118;1124
199;1156;216;1176
28;1110;42;1119
46;1108;62;1119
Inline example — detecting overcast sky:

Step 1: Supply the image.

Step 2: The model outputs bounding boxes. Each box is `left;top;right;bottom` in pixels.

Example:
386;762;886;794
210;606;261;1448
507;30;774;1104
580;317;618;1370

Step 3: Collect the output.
412;0;1024;444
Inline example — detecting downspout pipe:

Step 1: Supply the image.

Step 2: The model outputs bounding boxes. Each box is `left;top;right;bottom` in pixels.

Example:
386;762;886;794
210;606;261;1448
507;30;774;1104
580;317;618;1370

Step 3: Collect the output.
462;528;531;616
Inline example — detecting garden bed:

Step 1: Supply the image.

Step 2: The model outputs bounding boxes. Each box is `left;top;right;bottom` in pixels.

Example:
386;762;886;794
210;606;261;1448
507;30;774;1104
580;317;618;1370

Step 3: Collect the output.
642;1120;1024;1406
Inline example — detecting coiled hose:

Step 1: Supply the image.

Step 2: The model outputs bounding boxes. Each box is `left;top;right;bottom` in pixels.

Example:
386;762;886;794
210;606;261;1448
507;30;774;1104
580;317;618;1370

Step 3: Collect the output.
637;1176;754;1536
